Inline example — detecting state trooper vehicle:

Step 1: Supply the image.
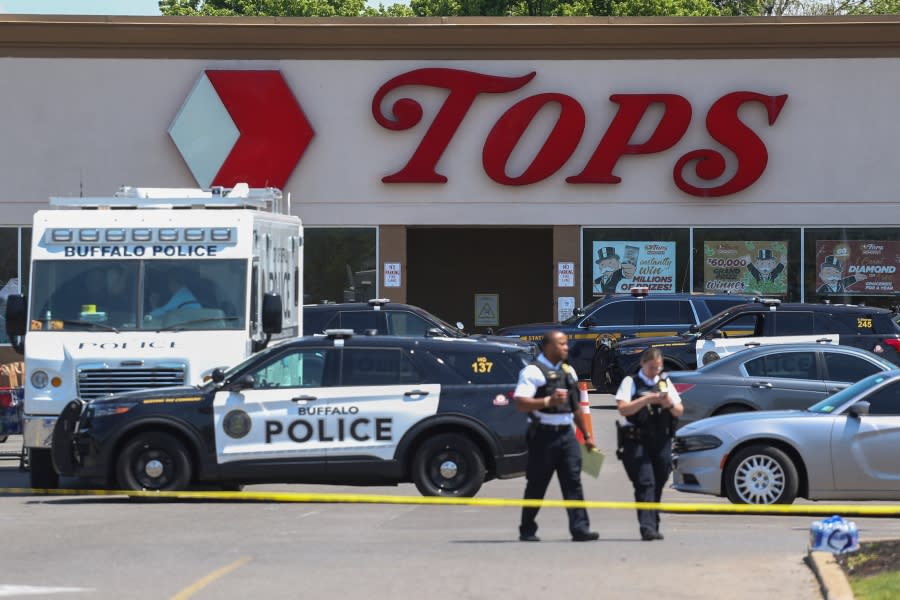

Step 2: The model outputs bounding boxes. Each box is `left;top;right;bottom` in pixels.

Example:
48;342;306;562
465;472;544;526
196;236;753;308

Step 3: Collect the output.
602;299;900;392
497;288;753;391
51;331;532;497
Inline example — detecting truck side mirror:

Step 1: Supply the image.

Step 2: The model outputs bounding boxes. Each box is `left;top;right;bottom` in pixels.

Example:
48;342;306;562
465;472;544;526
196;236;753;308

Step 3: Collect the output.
261;292;283;335
5;294;26;337
5;294;26;354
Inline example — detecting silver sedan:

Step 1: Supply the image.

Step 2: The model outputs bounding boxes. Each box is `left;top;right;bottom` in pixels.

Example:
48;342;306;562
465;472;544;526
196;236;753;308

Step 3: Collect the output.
673;369;900;504
669;343;895;428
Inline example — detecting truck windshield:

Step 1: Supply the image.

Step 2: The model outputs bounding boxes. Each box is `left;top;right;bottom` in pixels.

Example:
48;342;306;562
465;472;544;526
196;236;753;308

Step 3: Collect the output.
29;259;247;331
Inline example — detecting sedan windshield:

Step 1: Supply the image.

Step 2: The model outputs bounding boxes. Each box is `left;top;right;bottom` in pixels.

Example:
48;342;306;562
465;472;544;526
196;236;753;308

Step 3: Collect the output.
807;371;895;414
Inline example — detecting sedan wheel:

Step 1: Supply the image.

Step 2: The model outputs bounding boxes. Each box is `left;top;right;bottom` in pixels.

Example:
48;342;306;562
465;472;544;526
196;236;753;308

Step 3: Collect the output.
725;445;798;504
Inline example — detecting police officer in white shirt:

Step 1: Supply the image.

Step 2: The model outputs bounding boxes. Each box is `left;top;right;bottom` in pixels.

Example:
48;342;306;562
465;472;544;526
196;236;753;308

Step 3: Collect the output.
615;347;684;541
514;330;599;542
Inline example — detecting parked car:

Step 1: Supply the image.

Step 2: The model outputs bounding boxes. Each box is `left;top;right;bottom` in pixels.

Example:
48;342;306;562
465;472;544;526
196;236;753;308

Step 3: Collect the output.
673;369;900;504
304;299;536;354
52;331;533;497
496;289;753;391
669;343;896;427
304;298;467;338
605;299;900;392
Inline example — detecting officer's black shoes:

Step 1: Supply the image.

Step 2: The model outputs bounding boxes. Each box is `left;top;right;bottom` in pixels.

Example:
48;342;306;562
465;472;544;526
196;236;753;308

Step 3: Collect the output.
519;534;541;542
571;531;600;542
640;529;664;541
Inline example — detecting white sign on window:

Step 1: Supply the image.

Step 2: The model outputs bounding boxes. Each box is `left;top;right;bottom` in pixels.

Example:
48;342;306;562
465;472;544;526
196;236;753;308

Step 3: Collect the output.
558;296;575;322
558;262;575;287
384;263;401;288
474;294;499;327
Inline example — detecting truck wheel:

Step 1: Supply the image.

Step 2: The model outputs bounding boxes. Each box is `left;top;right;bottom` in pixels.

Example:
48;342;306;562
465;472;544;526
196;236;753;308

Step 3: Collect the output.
116;432;192;492
30;448;60;489
412;433;485;497
724;445;798;505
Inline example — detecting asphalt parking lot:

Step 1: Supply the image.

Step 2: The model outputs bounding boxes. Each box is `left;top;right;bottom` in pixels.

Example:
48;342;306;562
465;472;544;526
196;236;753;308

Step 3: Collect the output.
0;395;898;599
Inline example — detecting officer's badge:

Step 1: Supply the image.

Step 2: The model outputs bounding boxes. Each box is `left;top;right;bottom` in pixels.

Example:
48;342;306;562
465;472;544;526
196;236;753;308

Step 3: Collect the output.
223;410;252;439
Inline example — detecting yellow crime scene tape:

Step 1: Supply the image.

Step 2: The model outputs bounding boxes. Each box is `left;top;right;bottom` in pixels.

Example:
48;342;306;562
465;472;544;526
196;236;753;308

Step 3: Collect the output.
2;486;900;517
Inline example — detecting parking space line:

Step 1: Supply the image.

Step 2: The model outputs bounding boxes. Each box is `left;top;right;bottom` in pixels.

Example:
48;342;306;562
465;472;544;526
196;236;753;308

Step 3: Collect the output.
170;556;252;600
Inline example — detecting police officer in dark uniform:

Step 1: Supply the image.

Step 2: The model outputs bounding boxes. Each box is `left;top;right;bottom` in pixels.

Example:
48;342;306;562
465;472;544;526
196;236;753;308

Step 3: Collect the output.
515;330;599;542
615;347;684;541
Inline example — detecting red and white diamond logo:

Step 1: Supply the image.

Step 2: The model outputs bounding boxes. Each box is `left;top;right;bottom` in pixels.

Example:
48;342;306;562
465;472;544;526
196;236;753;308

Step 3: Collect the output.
169;70;314;189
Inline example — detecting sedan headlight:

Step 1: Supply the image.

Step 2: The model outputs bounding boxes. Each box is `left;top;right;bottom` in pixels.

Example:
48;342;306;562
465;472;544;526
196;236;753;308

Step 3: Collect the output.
86;400;140;418
674;434;723;453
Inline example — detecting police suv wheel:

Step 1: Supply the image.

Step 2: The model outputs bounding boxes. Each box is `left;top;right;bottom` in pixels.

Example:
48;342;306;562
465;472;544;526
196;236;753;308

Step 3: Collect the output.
590;354;609;393
116;431;193;492
412;433;485;498
724;445;798;505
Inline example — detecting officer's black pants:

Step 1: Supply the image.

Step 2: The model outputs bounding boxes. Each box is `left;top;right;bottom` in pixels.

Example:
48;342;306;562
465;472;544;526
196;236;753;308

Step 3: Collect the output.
519;427;590;537
621;437;672;534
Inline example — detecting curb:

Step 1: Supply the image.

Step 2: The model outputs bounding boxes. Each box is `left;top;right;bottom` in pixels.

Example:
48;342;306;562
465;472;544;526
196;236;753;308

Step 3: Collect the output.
807;550;854;600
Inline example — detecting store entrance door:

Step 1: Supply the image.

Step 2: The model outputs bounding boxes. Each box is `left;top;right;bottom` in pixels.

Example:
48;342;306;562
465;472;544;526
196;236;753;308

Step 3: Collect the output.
407;228;553;332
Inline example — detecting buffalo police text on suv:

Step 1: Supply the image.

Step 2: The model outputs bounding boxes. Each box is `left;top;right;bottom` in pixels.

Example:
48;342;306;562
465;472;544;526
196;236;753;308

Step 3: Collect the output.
604;299;900;392
52;331;533;497
497;289;753;391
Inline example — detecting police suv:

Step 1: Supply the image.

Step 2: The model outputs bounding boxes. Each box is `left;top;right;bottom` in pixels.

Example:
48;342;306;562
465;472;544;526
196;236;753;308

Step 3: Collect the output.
497;289;753;391
603;299;900;391
51;331;532;497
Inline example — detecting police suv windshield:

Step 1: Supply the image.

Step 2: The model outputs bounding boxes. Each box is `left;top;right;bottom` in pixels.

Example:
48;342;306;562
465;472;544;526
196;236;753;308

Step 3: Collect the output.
29;259;247;331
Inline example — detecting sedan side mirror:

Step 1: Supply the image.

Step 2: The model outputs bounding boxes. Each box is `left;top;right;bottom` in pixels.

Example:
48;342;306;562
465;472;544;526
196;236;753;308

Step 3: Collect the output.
847;400;870;418
425;327;444;337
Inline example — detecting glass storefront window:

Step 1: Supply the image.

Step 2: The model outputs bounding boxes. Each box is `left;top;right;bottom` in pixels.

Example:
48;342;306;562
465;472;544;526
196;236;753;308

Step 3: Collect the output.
582;228;690;301
804;228;900;307
304;228;377;305
693;228;801;301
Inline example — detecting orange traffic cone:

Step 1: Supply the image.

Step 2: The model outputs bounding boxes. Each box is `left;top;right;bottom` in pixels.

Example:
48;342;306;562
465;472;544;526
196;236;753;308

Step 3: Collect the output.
575;380;593;444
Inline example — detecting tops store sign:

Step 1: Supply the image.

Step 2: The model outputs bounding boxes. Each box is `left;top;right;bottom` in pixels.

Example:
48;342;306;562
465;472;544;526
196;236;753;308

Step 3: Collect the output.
170;68;787;197
373;68;788;197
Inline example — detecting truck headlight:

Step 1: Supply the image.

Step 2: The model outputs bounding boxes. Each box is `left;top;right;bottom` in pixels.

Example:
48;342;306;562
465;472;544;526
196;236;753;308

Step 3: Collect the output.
674;434;723;453
31;370;49;389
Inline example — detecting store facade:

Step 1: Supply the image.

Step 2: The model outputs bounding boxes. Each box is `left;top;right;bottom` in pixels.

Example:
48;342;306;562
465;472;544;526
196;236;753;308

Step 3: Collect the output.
1;15;900;357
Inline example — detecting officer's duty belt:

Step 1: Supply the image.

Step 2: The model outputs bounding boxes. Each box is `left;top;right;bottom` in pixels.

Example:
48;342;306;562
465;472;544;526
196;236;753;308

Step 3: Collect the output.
536;423;572;431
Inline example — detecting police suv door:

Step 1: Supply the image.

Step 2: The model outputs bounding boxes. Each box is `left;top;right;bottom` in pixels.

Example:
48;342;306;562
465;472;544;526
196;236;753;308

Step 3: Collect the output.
213;346;342;474
325;346;439;468
695;311;767;366
695;310;838;367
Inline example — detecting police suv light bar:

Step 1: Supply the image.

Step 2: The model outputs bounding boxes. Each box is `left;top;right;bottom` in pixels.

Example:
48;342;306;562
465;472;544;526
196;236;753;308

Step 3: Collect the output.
324;329;355;339
630;286;649;297
367;298;391;308
754;297;782;307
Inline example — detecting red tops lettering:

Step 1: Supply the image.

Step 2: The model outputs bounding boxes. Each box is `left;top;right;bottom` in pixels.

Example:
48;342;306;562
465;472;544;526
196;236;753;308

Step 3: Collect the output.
372;67;787;198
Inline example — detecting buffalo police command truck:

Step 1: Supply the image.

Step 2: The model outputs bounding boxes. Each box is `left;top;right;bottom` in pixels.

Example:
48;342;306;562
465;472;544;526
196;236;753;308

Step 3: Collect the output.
4;184;303;488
